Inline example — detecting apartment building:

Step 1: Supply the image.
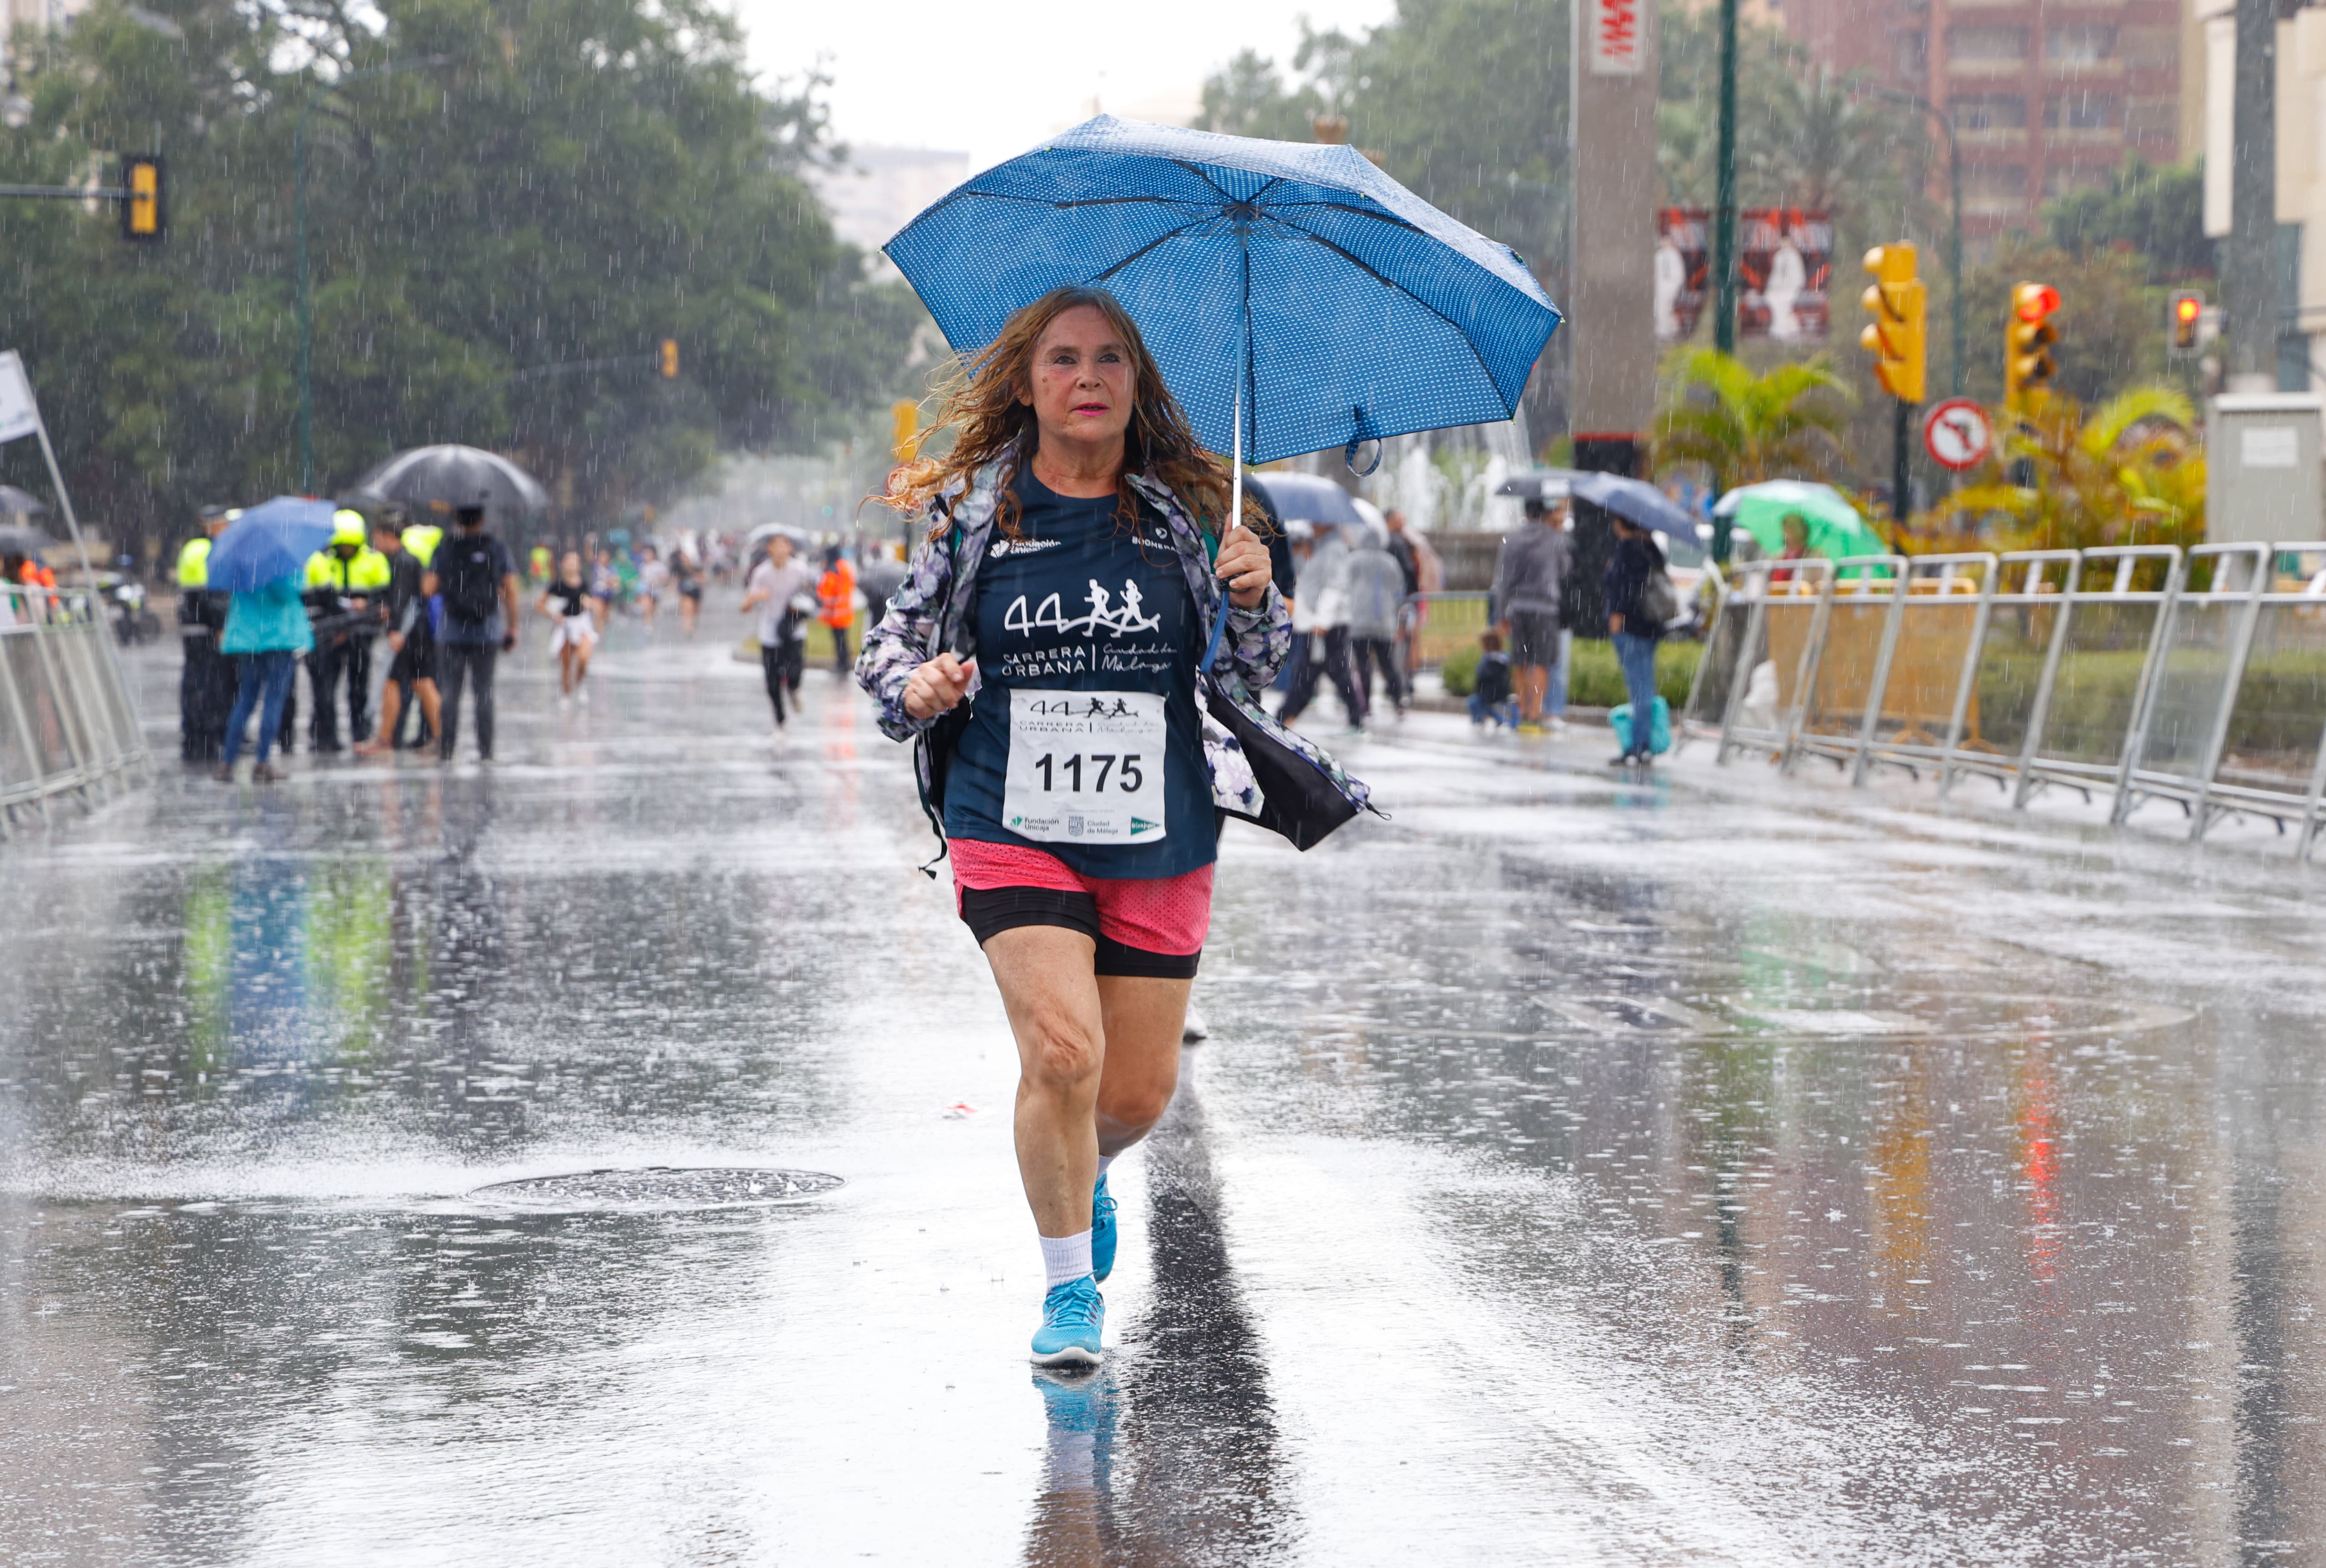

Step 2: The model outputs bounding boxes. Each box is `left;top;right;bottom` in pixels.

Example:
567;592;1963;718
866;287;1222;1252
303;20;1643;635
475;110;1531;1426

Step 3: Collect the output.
1774;0;2192;256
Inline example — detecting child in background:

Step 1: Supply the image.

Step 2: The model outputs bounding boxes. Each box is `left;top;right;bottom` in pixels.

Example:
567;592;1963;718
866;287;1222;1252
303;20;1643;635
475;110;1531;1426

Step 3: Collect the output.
1469;628;1518;728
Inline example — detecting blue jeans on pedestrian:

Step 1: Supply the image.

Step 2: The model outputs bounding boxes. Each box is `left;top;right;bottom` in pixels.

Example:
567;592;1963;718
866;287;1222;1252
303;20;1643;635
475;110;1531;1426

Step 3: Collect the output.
1612;631;1659;758
1467;693;1518;727
223;650;298;766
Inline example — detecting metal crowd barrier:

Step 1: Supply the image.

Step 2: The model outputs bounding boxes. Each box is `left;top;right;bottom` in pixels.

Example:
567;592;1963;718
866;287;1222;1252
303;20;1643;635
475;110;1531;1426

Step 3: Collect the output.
1694;542;2326;860
0;583;150;833
1400;591;1493;670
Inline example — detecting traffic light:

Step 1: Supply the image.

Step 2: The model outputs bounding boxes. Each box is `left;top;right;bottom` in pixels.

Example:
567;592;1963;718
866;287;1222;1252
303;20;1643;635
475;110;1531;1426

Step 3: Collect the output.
1858;243;1926;404
658;337;679;379
2006;283;2061;414
2170;293;2203;354
891;398;922;463
119;155;163;242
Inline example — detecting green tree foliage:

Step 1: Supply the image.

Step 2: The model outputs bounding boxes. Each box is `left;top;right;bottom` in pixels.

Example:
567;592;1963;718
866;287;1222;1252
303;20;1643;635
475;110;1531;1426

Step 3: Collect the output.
1925;385;2204;552
1956;239;2167;410
2044;158;2211;284
1658;1;1931;247
1652;347;1854;485
0;0;919;552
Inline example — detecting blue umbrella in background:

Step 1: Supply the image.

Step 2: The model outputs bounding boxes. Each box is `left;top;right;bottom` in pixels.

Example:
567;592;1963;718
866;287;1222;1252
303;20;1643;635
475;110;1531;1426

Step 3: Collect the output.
205;497;335;593
1570;473;1701;539
885;116;1562;530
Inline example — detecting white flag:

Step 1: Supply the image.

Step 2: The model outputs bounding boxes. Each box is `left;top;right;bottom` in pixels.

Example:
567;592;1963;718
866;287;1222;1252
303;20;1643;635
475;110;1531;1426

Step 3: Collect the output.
0;352;38;446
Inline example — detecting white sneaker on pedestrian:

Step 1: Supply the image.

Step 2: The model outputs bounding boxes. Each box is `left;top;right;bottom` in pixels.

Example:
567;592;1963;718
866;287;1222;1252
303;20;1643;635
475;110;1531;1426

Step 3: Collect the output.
577;687;590;707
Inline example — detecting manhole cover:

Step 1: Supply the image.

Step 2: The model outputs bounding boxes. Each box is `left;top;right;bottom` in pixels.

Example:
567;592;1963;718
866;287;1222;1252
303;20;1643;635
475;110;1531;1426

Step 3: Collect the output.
468;1166;844;1210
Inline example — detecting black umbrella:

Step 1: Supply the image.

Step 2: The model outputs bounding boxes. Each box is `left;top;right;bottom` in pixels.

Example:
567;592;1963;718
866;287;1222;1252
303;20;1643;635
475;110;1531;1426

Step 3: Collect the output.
345;444;550;520
0;484;47;516
0;524;55;558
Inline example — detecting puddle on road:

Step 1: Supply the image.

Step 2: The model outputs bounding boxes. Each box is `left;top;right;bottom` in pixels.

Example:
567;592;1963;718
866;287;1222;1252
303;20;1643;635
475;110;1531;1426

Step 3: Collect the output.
468;1166;844;1210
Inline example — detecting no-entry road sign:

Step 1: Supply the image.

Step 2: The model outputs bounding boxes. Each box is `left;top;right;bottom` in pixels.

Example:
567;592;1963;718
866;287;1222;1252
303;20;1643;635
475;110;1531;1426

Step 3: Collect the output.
1921;397;1994;471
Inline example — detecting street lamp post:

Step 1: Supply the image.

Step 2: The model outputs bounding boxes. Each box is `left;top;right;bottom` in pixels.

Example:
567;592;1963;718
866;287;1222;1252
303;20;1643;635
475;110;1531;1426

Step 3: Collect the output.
295;57;438;493
1712;0;1739;356
1877;88;1965;400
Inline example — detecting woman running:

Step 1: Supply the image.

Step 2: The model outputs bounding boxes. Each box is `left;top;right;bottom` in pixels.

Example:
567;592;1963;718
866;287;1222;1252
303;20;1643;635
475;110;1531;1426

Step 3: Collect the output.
537;551;604;703
858;286;1290;1367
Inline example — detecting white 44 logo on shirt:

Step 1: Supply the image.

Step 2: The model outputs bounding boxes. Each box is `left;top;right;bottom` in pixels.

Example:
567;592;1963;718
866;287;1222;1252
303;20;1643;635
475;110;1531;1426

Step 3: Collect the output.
1002;579;1163;641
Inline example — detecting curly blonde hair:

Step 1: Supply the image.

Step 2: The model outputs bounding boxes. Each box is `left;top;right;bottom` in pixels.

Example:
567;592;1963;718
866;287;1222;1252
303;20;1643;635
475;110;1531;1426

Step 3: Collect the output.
884;285;1262;542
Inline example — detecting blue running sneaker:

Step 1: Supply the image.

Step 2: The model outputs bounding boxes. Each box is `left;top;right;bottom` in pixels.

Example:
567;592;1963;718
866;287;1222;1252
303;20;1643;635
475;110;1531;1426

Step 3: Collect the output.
1090;1171;1118;1283
1030;1275;1106;1366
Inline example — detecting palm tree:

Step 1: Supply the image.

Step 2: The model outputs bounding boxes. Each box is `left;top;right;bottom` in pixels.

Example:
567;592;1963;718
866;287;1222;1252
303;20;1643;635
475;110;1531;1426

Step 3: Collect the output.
1653;348;1856;487
1923;385;2204;553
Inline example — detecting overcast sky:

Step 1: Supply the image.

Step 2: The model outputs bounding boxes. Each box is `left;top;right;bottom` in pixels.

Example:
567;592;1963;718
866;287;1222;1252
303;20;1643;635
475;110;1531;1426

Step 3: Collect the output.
732;0;1397;173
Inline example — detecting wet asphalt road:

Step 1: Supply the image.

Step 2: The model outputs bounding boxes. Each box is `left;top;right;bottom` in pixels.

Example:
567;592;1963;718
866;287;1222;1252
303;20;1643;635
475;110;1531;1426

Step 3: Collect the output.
5;602;2326;1565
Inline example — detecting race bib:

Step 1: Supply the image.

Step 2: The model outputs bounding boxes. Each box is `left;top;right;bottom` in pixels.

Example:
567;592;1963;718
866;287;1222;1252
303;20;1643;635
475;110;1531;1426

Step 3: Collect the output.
1003;689;1167;844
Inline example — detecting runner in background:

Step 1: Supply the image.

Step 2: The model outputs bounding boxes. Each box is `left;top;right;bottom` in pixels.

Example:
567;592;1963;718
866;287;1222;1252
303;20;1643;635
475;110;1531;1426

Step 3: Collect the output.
537;550;606;705
740;532;816;734
817;545;857;679
671;546;705;637
637;543;668;632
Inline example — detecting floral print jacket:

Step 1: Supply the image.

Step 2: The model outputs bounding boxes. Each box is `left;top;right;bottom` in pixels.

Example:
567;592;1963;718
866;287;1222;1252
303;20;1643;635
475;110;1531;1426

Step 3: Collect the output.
853;454;1375;833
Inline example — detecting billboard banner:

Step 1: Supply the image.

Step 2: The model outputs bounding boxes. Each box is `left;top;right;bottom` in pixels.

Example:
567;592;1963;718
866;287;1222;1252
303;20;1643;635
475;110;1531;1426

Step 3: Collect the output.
1653;208;1833;343
1654;208;1709;342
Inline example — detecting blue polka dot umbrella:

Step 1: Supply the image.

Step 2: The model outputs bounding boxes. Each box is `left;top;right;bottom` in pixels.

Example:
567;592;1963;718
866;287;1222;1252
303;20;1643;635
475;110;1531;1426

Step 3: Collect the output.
885;115;1563;501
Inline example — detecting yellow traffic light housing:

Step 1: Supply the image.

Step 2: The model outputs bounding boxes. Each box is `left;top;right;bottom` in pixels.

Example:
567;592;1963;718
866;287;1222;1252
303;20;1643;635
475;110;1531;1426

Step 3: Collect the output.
2007;282;2061;414
658;337;680;379
120;155;164;242
2170;293;2203;354
1858;243;1927;405
890;399;922;463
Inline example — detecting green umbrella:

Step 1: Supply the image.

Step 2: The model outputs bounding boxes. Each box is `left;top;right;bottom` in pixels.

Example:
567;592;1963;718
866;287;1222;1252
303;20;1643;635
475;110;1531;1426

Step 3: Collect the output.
1714;481;1888;568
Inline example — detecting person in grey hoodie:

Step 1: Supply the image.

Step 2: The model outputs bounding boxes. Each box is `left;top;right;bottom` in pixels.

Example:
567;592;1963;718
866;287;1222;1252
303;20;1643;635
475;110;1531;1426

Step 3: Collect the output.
1279;520;1367;731
1489;497;1571;731
1342;522;1409;716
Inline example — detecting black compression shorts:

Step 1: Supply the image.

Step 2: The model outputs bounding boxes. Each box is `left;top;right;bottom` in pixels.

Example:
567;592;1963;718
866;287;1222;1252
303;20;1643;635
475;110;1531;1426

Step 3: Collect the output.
958;886;1201;980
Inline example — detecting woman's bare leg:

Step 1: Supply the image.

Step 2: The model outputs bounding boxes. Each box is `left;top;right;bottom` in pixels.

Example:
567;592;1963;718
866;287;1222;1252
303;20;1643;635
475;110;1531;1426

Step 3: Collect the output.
1093;974;1190;1156
984;926;1106;1238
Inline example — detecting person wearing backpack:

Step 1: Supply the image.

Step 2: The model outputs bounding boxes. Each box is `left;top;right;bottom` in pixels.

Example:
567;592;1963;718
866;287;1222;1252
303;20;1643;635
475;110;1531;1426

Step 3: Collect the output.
422;504;520;762
1602;515;1674;768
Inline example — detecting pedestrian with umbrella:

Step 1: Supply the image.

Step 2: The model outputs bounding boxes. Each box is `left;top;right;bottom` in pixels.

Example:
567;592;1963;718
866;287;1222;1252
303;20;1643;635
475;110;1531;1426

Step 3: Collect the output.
207;497;332;782
424;504;521;763
865;117;1556;1367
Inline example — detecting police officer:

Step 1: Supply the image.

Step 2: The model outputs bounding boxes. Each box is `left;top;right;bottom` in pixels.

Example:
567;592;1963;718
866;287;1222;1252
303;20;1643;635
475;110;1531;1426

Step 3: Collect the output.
302;509;392;753
175;506;239;762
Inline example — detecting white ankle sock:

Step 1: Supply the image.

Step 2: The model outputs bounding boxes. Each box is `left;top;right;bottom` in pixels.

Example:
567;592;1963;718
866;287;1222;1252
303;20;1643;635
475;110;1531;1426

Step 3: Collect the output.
1039;1230;1093;1289
1095;1154;1116;1180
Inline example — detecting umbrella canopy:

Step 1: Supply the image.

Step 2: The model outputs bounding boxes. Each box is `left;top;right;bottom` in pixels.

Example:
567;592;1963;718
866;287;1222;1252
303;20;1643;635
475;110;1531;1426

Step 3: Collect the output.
885;116;1562;469
1250;472;1363;527
0;524;55;558
206;497;336;593
346;445;549;520
0;483;48;516
1571;473;1700;537
1714;480;1885;559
